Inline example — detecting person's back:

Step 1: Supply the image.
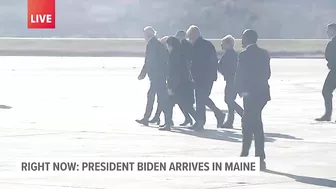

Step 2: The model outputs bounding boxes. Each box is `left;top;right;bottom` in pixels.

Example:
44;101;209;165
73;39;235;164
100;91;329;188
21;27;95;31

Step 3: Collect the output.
145;37;169;83
168;46;188;88
175;30;193;64
236;44;271;101
218;48;238;82
190;38;218;83
326;35;336;71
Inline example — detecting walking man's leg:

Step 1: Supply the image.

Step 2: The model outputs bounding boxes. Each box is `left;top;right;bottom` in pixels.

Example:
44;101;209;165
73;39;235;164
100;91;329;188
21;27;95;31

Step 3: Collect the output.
149;106;162;125
240;98;253;157
316;71;336;121
178;103;194;126
191;84;207;130
224;103;235;127
157;83;173;131
252;100;267;170
222;81;243;128
178;83;196;126
206;98;225;127
136;83;156;126
190;81;214;131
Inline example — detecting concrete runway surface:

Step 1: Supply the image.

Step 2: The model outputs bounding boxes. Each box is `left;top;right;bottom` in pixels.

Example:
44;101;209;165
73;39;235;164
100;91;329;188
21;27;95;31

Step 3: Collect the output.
0;56;335;189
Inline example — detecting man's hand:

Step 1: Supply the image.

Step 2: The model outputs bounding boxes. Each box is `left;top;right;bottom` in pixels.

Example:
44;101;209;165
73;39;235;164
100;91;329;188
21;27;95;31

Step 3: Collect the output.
168;89;174;96
138;73;146;80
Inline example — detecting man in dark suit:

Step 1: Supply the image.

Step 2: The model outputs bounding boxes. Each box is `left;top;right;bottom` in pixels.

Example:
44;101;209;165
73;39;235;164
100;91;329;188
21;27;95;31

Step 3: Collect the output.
135;26;172;128
235;29;271;170
186;25;225;131
316;23;336;122
218;35;244;129
145;36;171;126
176;30;193;64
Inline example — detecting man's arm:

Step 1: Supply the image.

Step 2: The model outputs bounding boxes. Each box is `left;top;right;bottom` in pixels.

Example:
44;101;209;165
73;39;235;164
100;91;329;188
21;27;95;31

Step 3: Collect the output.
244;50;270;90
325;41;332;62
218;56;225;75
138;59;148;80
234;52;245;94
138;44;151;80
262;50;271;80
162;47;169;80
208;42;218;79
325;41;336;70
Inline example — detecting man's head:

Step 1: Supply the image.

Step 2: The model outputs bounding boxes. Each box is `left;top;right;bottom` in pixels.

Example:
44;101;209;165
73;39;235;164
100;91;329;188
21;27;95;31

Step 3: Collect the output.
159;36;169;45
242;29;258;48
186;25;201;44
175;30;186;41
327;23;336;39
166;36;180;53
221;35;235;51
143;26;157;42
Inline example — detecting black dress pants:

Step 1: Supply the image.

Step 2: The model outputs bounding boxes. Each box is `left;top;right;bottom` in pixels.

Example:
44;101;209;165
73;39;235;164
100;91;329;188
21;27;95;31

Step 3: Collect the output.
224;81;243;124
143;81;171;123
322;71;336;118
240;96;267;162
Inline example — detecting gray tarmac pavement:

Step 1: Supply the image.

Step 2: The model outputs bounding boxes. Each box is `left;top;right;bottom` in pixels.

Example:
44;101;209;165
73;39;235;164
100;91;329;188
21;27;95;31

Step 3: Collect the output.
0;57;335;188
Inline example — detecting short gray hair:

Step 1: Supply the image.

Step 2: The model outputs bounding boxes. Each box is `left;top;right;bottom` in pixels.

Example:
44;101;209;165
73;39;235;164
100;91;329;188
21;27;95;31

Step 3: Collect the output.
159;36;169;44
143;26;157;37
186;25;201;37
222;35;235;47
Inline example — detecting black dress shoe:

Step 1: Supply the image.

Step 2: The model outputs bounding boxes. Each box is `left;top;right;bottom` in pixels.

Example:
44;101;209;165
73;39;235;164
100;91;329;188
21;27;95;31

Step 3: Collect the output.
149;117;160;125
180;119;193;126
215;113;226;128
158;125;171;131
219;122;233;129
135;119;149;126
315;116;331;121
188;123;204;131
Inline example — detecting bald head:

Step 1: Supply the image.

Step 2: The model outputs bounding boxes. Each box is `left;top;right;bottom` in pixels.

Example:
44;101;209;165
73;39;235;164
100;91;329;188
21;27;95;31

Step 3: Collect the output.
327;23;336;38
186;25;201;44
143;26;157;42
242;29;258;48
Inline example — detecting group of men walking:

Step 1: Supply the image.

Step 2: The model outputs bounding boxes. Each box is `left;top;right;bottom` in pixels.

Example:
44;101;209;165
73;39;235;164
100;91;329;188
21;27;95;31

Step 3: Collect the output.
135;25;272;170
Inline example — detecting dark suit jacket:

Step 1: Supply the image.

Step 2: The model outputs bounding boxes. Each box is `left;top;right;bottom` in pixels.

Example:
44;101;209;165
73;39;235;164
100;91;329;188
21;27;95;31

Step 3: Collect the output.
181;39;192;63
218;48;238;82
139;37;169;83
167;49;193;91
190;37;218;83
326;35;336;71
235;44;271;101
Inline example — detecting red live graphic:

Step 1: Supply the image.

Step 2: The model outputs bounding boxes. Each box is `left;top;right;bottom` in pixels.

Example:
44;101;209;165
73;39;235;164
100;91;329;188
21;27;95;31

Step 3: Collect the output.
28;0;55;29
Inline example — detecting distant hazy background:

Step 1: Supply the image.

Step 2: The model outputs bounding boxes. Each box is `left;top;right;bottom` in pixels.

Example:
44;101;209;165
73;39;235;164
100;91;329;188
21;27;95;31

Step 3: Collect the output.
1;0;335;38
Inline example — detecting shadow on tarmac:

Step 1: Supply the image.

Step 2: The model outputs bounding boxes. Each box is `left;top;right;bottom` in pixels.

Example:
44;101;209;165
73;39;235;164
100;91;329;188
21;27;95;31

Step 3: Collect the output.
0;105;12;109
140;123;303;143
265;170;336;188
